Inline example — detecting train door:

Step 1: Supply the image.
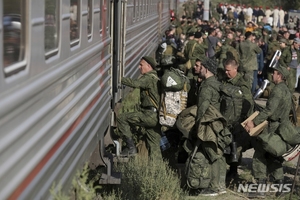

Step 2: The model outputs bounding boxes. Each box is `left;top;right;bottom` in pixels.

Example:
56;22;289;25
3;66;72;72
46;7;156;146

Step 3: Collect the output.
111;0;123;105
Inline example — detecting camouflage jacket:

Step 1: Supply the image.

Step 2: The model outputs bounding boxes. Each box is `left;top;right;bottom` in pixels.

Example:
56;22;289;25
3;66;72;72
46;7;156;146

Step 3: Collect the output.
196;76;221;124
239;40;262;71
253;82;291;125
219;44;240;64
224;72;254;118
266;41;280;61
279;46;292;68
121;70;160;109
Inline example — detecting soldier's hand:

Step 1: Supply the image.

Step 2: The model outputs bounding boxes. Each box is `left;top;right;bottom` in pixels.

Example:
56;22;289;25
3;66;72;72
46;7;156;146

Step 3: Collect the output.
287;67;290;71
244;120;255;132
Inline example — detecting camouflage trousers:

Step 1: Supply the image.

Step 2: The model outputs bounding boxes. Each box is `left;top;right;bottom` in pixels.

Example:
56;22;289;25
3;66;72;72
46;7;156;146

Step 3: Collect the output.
116;109;162;159
287;68;297;93
252;122;284;181
201;142;227;191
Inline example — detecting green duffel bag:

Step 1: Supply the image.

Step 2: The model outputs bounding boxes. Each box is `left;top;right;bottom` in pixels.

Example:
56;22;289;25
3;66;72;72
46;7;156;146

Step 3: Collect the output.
277;122;300;146
258;132;288;157
185;150;211;189
176;105;197;138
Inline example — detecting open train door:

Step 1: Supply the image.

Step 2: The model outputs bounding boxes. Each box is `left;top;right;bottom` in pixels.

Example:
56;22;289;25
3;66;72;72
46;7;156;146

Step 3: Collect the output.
111;0;123;105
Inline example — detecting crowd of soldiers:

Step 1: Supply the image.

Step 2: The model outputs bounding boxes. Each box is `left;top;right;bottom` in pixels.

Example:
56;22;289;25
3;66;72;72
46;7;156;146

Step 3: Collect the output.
113;1;300;198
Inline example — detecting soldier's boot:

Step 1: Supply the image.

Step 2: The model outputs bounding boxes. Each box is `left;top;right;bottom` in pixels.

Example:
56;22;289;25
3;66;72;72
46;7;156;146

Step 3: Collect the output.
248;179;266;199
121;137;137;156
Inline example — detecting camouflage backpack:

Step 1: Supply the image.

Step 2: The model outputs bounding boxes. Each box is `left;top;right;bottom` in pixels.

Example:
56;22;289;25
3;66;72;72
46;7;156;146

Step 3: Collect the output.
159;67;190;127
185;145;211;189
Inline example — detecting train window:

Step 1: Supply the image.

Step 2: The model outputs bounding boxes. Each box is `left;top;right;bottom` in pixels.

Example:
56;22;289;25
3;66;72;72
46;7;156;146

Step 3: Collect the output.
87;0;92;38
70;0;80;45
3;0;25;75
45;0;59;58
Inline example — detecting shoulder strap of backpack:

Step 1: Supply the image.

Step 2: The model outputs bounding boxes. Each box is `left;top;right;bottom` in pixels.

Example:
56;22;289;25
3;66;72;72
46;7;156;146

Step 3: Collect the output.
145;73;160;109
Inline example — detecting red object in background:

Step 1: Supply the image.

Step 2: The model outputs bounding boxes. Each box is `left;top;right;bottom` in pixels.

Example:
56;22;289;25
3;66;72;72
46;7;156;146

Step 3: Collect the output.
170;9;175;21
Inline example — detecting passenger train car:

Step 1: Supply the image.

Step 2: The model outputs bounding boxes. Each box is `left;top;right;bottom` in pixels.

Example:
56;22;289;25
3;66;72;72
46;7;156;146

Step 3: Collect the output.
0;0;178;199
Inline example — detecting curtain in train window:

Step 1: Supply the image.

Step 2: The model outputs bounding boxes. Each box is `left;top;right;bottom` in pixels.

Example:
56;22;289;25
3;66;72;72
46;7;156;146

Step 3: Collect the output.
45;0;59;56
70;0;80;42
87;0;92;38
3;0;24;69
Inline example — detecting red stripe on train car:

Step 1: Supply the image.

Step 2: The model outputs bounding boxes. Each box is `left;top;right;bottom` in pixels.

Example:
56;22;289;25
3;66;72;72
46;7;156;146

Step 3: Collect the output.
8;91;103;200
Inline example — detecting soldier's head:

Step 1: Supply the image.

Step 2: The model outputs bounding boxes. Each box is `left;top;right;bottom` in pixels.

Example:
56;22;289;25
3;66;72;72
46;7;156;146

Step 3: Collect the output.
194;31;203;42
279;38;288;48
245;31;253;40
194;58;202;74
223;58;239;79
140;56;157;74
272;64;289;83
199;57;218;79
283;31;290;40
293;38;300;49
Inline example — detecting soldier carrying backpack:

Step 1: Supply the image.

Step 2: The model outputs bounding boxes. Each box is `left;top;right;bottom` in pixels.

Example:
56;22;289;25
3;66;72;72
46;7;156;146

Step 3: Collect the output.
220;58;255;180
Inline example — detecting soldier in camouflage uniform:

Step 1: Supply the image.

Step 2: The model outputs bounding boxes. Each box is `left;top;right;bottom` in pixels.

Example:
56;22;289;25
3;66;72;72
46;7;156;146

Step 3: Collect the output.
116;56;161;159
278;38;292;93
222;59;254;180
244;65;291;198
184;0;196;19
238;31;262;86
194;58;227;196
264;33;280;82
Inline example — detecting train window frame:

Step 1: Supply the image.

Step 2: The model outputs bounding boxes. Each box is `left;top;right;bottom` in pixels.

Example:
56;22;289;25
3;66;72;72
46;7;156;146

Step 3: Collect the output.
104;0;110;35
99;0;102;35
45;0;60;59
3;0;26;77
133;0;136;22
70;0;80;47
87;0;92;39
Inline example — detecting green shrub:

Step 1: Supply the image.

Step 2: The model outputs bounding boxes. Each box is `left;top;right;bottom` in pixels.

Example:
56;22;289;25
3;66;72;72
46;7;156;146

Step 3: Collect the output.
50;163;101;200
102;156;185;200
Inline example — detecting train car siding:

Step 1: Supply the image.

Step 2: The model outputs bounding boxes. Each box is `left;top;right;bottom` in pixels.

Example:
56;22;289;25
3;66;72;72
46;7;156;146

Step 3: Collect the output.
0;0;175;199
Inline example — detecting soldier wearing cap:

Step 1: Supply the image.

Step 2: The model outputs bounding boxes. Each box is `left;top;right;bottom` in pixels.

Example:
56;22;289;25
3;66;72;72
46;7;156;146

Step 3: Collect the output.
116;56;161;159
193;57;227;196
244;64;292;198
239;31;262;89
278;38;292;91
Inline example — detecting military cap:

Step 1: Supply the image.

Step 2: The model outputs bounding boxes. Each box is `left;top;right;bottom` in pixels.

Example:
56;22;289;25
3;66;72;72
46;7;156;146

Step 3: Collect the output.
187;32;195;37
194;31;202;38
294;38;300;44
202;57;218;75
274;64;289;79
142;56;157;69
279;38;288;44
